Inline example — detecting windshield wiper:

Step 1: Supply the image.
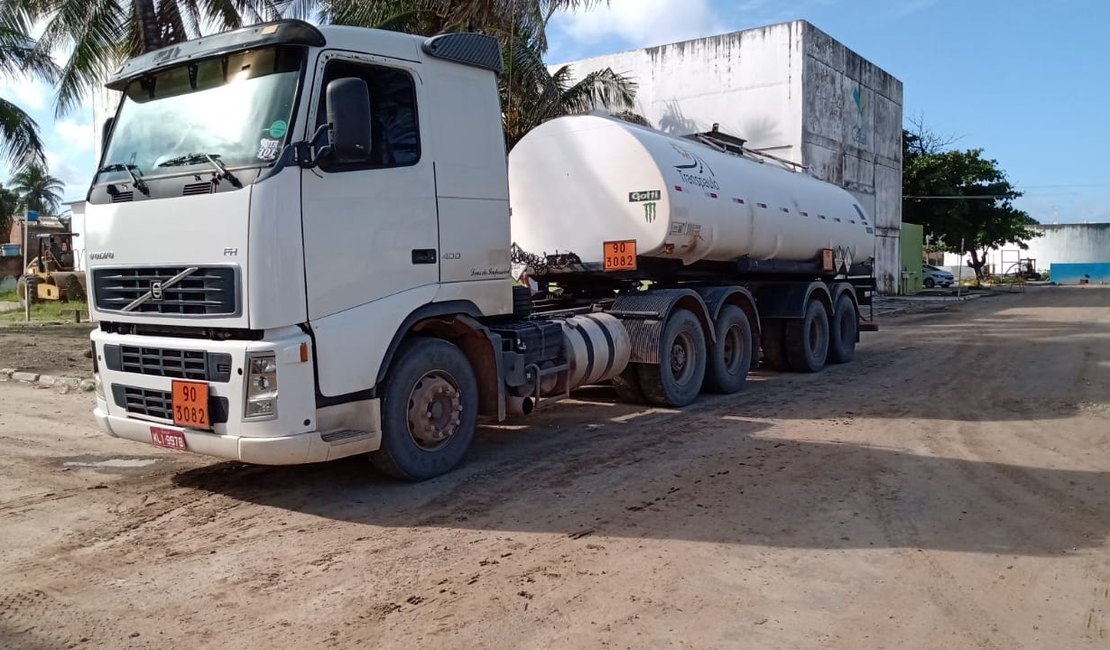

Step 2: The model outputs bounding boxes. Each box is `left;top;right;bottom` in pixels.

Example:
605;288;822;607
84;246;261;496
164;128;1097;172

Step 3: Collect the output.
157;153;242;188
97;162;150;196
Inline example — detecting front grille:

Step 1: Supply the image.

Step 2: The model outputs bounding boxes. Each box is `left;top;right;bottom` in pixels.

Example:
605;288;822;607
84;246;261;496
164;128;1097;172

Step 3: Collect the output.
110;384;229;424
110;191;134;203
114;385;174;420
103;344;232;382
93;266;238;316
183;182;214;196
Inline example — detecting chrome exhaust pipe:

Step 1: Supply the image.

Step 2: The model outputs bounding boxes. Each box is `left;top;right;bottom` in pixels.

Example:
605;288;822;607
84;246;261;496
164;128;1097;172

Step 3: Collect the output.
506;395;535;417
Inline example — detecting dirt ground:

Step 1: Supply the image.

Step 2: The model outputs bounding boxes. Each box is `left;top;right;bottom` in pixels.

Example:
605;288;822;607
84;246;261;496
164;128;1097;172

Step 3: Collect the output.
0;324;95;376
1;286;1107;649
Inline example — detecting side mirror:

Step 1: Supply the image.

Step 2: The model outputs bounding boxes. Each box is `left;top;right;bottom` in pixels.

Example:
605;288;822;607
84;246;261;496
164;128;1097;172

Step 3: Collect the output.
101;117;114;151
326;77;371;162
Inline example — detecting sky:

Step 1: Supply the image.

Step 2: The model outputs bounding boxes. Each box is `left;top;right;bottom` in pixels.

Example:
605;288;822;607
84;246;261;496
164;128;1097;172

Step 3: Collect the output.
2;0;1108;222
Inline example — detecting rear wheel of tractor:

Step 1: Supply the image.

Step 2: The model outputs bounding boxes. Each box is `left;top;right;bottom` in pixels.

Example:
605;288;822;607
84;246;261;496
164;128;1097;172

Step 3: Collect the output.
785;298;829;373
637;309;706;407
828;293;858;364
760;318;788;370
704;304;753;394
63;275;86;302
612;363;647;403
370;338;478;481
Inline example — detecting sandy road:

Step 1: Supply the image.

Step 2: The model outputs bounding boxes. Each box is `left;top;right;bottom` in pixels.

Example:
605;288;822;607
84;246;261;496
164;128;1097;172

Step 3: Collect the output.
0;286;1108;649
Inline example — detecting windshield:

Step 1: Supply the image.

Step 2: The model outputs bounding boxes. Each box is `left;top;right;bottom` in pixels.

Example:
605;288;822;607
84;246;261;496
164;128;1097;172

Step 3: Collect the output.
100;46;303;181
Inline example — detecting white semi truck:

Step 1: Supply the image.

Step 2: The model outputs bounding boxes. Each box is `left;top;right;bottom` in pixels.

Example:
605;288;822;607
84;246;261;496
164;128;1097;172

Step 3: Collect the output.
87;20;877;480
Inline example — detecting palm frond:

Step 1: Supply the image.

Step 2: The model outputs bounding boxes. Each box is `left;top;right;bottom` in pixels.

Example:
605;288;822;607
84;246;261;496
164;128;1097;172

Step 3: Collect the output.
0;96;47;173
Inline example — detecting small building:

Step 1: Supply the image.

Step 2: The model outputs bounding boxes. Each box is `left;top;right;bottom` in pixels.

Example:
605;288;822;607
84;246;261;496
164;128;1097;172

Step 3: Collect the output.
941;223;1110;281
558;20;904;293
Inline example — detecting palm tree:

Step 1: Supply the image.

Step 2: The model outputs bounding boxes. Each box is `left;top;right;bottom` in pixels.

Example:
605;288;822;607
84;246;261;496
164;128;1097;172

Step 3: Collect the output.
500;23;634;149
0;1;58;172
11;163;64;214
320;1;634;148
321;1;605;51
28;0;292;117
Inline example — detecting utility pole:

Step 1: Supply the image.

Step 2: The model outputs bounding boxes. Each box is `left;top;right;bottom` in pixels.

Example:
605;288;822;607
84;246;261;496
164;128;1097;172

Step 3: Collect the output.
22;209;39;322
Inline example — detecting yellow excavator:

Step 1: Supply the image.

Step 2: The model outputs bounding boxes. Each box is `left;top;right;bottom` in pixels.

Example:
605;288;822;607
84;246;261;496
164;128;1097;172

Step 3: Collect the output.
16;233;87;303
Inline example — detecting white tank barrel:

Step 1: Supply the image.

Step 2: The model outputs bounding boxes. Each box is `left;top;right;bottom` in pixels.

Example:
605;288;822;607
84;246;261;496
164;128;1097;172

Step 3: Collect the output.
509;115;876;269
559;313;631;390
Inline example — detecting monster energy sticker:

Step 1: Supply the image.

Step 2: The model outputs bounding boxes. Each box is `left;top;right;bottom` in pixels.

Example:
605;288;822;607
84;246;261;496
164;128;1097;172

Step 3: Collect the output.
629;190;661;202
643;202;657;223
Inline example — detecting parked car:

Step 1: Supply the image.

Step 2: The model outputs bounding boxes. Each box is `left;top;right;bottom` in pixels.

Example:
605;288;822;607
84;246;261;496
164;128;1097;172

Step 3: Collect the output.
922;263;955;288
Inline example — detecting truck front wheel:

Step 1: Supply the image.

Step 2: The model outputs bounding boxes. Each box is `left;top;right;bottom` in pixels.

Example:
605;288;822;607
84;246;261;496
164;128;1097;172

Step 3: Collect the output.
637;308;706;407
370;337;478;481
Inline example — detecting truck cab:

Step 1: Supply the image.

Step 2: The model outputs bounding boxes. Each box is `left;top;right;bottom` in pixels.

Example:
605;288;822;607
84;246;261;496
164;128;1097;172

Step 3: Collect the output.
88;21;513;467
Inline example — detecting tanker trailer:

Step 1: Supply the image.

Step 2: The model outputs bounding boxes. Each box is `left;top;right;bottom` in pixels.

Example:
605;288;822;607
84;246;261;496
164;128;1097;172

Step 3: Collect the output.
508;114;877;406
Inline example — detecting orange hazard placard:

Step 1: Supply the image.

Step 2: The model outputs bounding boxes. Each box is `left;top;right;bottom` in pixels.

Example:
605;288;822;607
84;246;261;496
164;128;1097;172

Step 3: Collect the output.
603;240;637;271
172;380;210;429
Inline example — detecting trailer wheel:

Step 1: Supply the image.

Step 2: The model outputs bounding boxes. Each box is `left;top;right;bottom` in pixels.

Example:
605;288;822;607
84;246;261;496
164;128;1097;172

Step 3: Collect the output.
828;293;858;364
705;304;752;394
637;309;706;407
612;364;646;404
785;299;829;373
760;319;788;370
370;337;478;481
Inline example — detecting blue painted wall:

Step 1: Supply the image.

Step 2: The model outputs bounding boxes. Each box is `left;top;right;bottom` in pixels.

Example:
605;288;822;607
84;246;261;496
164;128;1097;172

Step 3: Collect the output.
1051;263;1110;284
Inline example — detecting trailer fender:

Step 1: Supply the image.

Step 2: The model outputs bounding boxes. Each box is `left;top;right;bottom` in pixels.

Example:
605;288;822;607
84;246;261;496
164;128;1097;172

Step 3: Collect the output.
609;288;713;364
692;286;761;339
749;281;832;320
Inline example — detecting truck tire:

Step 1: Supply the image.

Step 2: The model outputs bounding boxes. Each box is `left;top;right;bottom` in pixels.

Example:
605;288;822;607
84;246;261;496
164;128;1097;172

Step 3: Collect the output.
636;309;706;407
827;293;858;364
17;275;39;305
370;337;478;481
704;304;752;394
760;318;788;370
785;298;829;373
612;364;646;404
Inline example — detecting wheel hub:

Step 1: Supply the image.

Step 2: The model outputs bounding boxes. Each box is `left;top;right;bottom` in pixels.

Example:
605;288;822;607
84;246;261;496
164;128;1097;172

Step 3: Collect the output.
407;373;462;449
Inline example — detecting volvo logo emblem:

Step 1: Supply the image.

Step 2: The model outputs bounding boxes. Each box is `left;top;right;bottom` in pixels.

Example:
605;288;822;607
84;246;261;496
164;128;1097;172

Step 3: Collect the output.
150;281;164;301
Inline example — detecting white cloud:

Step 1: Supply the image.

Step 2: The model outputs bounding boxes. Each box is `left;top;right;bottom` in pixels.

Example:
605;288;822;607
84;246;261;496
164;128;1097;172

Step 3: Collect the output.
550;0;725;58
0;76;49;112
54;119;94;151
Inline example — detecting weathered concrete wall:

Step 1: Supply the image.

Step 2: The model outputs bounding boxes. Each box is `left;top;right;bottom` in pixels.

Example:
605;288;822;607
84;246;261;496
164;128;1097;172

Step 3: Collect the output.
559;22;805;159
801;24;903;294
558;20;904;292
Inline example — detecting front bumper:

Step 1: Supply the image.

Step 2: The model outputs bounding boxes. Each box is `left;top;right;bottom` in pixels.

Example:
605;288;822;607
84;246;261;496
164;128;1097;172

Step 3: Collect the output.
90;327;380;465
93;396;374;464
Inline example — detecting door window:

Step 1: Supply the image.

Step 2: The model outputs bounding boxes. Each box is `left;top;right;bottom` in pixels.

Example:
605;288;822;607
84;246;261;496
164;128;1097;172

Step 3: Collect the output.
316;60;420;171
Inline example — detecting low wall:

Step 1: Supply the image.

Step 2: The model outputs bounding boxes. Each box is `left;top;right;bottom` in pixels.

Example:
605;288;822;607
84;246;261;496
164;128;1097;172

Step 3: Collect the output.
1051;263;1110;284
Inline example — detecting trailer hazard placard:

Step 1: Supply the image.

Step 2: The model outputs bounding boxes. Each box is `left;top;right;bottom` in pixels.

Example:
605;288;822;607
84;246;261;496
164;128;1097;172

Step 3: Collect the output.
603;240;637;271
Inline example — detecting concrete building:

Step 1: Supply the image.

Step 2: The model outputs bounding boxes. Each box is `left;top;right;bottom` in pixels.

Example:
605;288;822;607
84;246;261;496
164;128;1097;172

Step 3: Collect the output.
559;20;904;293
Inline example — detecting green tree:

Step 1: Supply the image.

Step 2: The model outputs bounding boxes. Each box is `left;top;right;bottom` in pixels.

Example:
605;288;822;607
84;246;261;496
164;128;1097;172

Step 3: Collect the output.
0;182;19;239
27;0;290;117
0;1;58;172
11;163;64;214
903;131;1038;281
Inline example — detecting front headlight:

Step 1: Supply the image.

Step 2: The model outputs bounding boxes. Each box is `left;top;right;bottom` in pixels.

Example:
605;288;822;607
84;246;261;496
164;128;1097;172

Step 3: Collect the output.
244;353;278;420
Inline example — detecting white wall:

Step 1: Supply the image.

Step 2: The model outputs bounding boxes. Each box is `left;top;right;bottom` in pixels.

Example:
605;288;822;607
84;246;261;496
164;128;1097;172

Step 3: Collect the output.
943;223;1110;275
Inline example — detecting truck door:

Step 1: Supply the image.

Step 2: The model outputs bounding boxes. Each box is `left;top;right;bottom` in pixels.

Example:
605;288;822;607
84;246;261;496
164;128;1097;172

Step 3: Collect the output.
300;56;437;319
